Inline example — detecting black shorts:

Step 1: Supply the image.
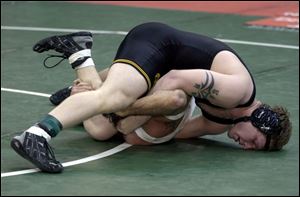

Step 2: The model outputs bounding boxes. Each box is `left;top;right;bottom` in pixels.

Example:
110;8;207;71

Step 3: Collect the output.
113;22;247;92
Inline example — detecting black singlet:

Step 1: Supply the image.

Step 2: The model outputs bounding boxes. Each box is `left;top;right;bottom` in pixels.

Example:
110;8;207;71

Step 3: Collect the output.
113;22;256;123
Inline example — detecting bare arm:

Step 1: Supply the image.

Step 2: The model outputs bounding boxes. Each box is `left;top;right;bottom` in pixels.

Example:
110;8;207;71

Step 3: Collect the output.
117;89;189;117
151;69;252;109
175;115;230;139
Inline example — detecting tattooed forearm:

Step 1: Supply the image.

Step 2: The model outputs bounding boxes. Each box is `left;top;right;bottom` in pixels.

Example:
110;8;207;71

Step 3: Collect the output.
191;72;219;99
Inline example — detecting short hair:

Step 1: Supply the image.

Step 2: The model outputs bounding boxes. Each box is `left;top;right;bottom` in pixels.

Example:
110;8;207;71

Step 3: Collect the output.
265;105;292;151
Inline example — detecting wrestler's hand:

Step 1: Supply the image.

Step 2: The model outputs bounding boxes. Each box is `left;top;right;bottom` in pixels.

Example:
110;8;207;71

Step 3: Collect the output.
71;80;93;95
117;116;151;135
116;116;136;135
115;111;127;118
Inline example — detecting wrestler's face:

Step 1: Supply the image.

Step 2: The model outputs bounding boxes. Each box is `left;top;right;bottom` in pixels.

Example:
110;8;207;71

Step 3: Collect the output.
227;121;266;150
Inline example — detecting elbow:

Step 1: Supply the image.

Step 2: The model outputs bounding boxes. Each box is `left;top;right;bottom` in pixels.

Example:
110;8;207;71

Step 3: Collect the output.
170;89;188;112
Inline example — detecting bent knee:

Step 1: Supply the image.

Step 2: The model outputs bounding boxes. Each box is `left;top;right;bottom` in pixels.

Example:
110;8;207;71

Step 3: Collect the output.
84;124;116;141
86;129;113;141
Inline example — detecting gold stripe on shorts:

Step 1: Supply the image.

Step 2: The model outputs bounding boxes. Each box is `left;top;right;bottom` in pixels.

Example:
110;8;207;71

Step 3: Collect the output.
113;59;152;90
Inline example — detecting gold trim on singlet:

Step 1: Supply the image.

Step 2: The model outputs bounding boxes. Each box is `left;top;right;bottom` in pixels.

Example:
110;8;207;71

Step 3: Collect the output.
113;59;152;90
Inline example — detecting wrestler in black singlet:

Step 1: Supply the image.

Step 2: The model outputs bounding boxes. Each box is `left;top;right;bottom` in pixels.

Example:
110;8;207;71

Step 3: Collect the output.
113;22;256;124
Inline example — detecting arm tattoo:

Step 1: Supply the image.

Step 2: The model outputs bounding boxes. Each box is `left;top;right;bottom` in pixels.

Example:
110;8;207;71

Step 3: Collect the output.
191;72;219;100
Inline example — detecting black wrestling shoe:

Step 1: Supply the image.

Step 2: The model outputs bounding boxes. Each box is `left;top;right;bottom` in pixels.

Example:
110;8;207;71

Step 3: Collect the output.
49;86;72;106
33;31;93;68
11;132;63;173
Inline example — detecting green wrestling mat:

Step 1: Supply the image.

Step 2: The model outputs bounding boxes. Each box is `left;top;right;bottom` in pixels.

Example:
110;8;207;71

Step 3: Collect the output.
1;1;299;196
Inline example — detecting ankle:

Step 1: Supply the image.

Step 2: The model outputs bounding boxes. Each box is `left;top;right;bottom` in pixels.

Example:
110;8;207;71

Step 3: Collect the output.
26;126;52;142
68;49;95;69
37;114;63;138
74;58;95;70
